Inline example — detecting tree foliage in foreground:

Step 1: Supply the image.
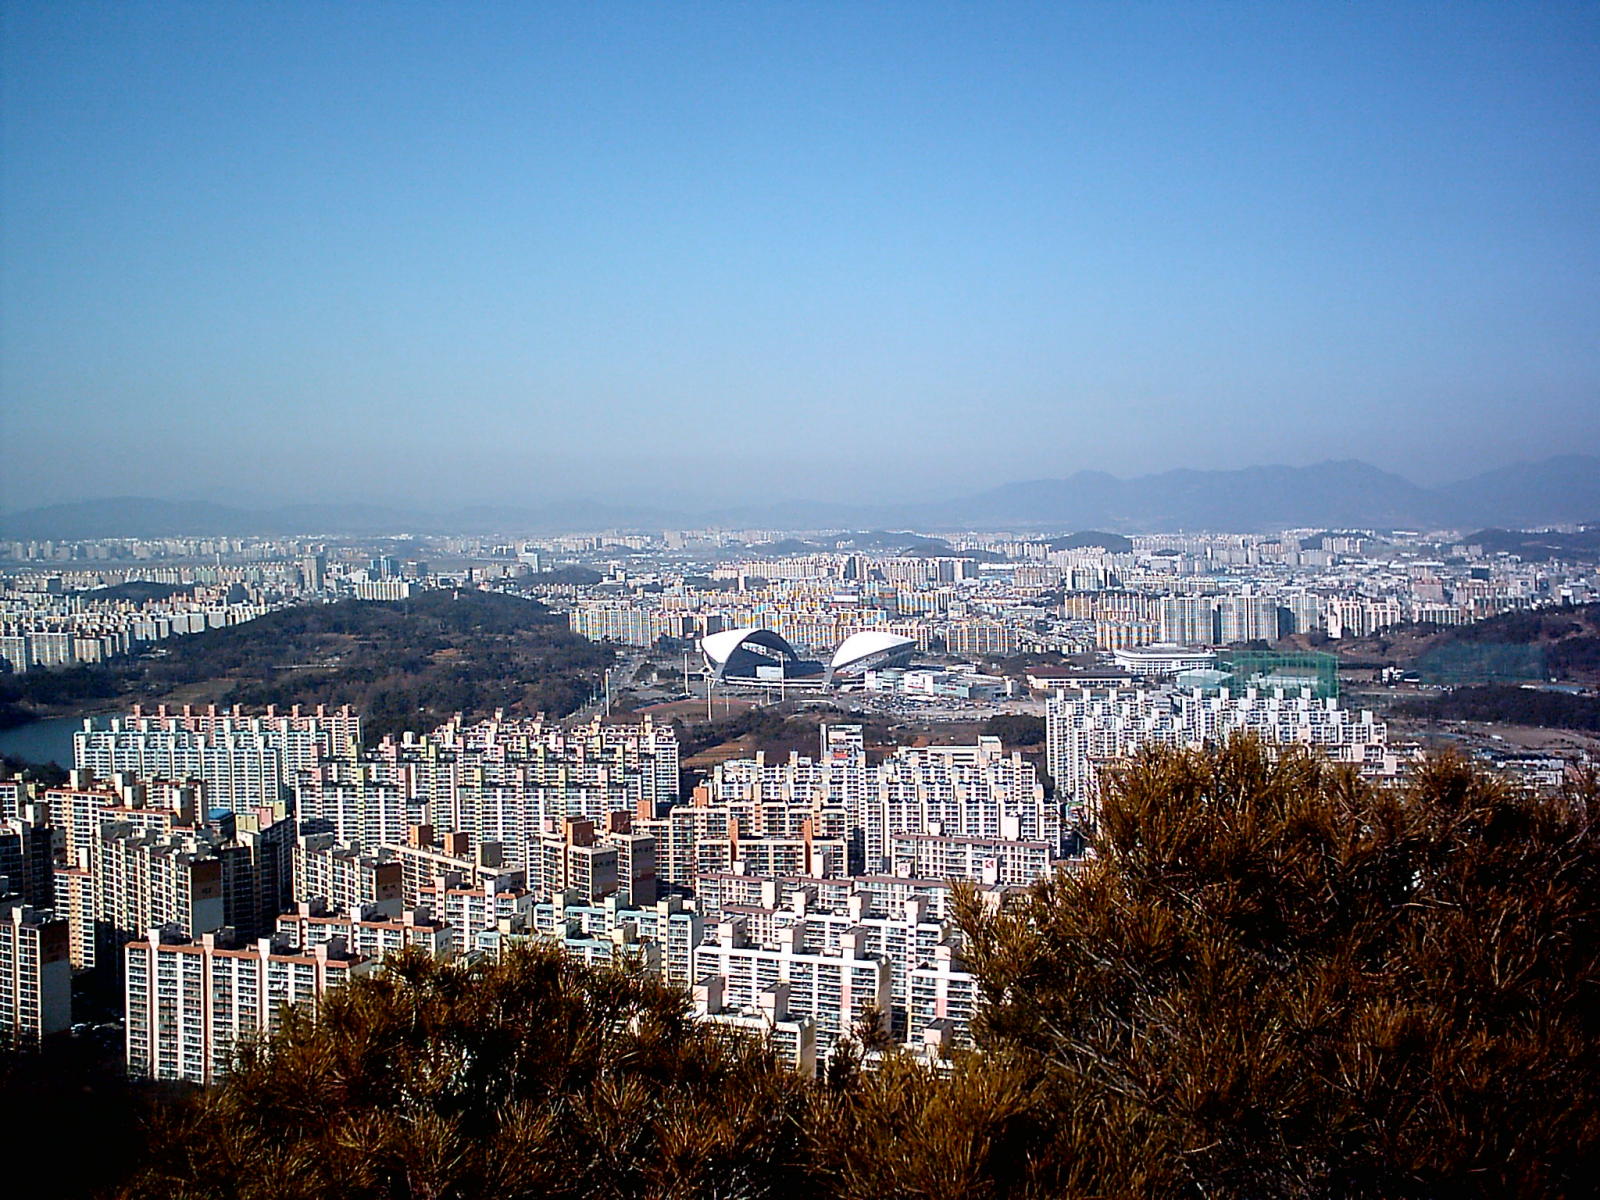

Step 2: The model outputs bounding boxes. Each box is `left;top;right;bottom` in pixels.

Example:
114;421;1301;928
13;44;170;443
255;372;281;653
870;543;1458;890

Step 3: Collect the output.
959;740;1600;1197
114;739;1599;1199
128;948;809;1200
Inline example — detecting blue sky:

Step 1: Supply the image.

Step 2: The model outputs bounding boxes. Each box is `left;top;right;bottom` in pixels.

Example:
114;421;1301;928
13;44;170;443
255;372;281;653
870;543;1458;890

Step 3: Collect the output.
2;2;1596;510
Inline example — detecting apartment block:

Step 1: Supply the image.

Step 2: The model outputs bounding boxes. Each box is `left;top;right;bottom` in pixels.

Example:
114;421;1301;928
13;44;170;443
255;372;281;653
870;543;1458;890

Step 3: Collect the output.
693;974;817;1077
0;901;71;1047
94;825;227;964
52;857;96;970
907;943;981;1051
0;813;55;908
693;917;891;1053
125;927;370;1084
644;729;1049;890
887;831;1052;888
293;763;416;851
420;880;534;954
291;835;402;918
856;738;1055;873
1046;685;1395;805
382;826;518;906
313;716;679;877
0;772;30;822
74;709;348;812
275;900;453;961
533;816;657;906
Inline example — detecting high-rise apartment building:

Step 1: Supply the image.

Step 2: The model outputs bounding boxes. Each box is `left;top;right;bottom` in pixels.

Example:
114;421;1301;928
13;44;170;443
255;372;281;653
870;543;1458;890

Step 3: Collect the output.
693;975;817;1076
382;826;519;907
944;619;1017;657
1214;596;1280;645
533;816;657;906
275;900;453;961
124;927;370;1084
1159;596;1219;646
1046;685;1395;805
856;738;1054;874
75;707;360;811
0;900;71;1047
694;918;890;1053
292;835;403;918
887;831;1052;888
0;813;55;908
94;825;226;957
310;716;679;877
52;856;96;969
293;762;416;850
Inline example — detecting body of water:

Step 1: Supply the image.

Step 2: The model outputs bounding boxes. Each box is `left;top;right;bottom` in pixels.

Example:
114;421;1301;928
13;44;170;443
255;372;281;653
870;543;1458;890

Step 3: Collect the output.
0;715;92;767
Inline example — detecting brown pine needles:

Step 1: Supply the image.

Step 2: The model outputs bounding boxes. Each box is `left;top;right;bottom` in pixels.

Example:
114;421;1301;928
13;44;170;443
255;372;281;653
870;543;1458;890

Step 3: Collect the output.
113;738;1599;1199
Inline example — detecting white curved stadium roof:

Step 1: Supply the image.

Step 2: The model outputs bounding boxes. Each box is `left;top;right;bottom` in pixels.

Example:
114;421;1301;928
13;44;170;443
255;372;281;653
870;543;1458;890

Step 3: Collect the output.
700;627;763;665
700;627;801;666
830;631;916;671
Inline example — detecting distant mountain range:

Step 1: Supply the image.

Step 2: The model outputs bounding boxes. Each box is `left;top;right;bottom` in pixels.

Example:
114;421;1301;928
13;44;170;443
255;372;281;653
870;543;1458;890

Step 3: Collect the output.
3;455;1598;539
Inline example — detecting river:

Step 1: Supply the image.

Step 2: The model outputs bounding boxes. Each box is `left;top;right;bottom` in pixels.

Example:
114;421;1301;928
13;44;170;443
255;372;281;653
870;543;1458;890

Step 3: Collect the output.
0;715;95;768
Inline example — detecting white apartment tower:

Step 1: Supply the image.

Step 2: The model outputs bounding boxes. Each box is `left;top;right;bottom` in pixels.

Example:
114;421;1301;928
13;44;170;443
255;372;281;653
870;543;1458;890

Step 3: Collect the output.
124;928;370;1084
0;901;72;1047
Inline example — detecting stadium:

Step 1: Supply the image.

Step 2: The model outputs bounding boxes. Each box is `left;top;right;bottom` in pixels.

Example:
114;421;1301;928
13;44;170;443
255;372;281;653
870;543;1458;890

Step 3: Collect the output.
699;627;916;689
825;631;917;684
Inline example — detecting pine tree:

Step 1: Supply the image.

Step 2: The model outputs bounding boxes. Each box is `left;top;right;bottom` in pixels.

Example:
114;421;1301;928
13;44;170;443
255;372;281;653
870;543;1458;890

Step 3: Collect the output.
109;740;1600;1199
127;945;812;1199
956;738;1600;1197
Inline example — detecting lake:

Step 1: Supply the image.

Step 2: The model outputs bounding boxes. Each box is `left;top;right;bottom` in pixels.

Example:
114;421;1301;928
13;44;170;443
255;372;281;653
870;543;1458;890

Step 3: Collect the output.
0;715;94;768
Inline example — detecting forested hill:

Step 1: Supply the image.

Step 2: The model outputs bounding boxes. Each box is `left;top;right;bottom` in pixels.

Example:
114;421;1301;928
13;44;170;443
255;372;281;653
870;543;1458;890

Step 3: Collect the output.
0;590;613;742
1322;602;1600;686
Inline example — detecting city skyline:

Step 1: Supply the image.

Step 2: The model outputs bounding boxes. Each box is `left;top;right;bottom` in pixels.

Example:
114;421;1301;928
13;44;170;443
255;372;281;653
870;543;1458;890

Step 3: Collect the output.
4;6;1598;1180
4;3;1598;511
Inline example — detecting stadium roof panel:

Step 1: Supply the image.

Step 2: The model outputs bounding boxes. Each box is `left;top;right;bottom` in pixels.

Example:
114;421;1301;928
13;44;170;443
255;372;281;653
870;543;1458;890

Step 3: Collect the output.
699;627;807;681
829;631;917;672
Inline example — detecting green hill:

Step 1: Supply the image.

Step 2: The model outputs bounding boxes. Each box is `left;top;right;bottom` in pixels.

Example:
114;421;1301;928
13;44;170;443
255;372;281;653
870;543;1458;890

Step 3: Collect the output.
1396;684;1600;732
1322;602;1600;686
0;589;612;741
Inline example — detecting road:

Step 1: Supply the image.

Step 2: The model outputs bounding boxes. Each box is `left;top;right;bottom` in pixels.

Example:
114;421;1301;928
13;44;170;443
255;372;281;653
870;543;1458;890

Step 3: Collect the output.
564;647;649;725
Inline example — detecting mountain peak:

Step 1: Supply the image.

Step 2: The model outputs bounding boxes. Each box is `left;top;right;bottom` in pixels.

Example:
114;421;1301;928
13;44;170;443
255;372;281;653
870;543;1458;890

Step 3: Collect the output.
3;454;1596;537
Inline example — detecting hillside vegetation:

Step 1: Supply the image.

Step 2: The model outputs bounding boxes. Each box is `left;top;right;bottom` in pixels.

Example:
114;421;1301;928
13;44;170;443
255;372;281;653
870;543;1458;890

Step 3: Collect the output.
0;590;611;741
1463;527;1600;559
1325;602;1600;685
32;739;1590;1199
1396;683;1600;733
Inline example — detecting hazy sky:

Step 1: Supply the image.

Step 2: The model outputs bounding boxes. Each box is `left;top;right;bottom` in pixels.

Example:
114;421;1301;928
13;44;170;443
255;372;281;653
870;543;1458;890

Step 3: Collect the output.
2;2;1597;512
